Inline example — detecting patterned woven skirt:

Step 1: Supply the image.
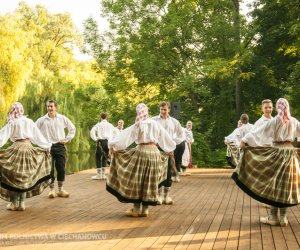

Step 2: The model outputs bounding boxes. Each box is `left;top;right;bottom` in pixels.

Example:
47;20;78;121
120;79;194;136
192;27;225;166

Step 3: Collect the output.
0;141;52;201
226;142;240;168
232;143;300;207
106;144;169;206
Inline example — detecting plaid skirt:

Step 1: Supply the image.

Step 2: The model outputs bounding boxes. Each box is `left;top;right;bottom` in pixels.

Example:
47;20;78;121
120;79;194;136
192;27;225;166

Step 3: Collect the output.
0;141;51;201
232;143;300;207
226;142;240;168
106;144;169;206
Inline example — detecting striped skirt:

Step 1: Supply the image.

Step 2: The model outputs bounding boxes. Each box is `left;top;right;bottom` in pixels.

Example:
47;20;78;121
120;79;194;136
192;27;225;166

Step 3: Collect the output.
0;141;52;201
106;144;169;206
232;143;300;207
226;142;240;168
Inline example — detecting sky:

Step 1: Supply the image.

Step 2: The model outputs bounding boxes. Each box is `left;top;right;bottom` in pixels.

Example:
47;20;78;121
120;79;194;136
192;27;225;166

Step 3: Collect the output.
0;0;108;32
0;0;252;60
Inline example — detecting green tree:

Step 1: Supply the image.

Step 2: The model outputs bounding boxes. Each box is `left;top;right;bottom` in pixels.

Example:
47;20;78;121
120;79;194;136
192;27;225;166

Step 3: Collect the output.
83;0;253;166
0;14;33;123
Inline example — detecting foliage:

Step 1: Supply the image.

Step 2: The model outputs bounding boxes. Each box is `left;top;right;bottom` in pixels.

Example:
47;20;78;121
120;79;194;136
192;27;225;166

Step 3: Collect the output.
0;2;108;154
83;0;300;167
1;1;300;167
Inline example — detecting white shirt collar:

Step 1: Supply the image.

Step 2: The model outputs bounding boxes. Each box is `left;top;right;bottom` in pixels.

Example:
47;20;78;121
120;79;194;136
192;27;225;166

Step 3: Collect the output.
45;113;63;119
159;115;171;120
262;115;272;121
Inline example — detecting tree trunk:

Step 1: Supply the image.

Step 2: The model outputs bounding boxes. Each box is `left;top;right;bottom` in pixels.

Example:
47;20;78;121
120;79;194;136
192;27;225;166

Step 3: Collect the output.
233;0;243;118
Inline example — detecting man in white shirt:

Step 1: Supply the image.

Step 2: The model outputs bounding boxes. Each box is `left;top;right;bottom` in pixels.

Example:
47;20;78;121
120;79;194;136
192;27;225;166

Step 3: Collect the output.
152;101;185;205
245;99;273;209
36;100;76;198
251;99;273;146
90;112;115;180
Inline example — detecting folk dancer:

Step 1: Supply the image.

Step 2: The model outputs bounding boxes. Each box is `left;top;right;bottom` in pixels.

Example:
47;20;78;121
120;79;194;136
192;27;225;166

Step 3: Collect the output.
36;100;76;198
250;99;273;208
232;98;300;227
152;101;185;204
107;103;175;217
112;119;124;139
251;99;273;146
224;114;253;168
181;121;195;175
0;102;52;211
90;112;115;180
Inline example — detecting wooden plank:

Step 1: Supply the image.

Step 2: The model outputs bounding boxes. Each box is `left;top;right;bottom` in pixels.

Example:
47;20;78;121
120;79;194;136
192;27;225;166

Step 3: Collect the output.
249;200;262;250
140;173;215;249
200;176;234;250
186;171;231;250
261;206;287;250
212;182;238;250
224;184;244;249
147;178;211;249
281;207;300;249
257;204;276;250
237;194;251;249
0;168;299;249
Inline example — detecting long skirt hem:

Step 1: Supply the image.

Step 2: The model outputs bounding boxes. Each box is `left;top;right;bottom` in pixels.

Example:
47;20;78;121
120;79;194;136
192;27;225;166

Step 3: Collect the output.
231;172;296;208
1;175;51;193
106;144;168;206
106;184;158;206
0;141;51;201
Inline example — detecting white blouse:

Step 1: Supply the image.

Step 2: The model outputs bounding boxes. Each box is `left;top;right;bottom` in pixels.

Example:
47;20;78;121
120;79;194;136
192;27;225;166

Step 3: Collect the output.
225;123;253;146
90;120;115;141
0;116;52;149
152;116;185;145
108;119;176;153
242;117;300;147
112;127;123;139
184;128;194;143
224;127;240;145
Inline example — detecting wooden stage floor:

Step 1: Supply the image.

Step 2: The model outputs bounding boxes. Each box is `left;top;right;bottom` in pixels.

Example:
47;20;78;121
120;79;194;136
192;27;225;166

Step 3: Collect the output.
1;168;300;249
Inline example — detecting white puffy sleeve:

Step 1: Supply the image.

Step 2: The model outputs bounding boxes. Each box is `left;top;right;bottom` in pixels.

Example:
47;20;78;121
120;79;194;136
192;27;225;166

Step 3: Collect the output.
295;118;300;137
186;130;194;143
157;123;176;153
224;128;240;144
111;127;118;139
90;123;99;142
0;123;12;147
242;119;275;147
35;117;42;129
253;118;263;130
190;131;195;143
173;122;185;145
64;116;76;142
108;124;136;151
31;122;52;150
109;123;116;141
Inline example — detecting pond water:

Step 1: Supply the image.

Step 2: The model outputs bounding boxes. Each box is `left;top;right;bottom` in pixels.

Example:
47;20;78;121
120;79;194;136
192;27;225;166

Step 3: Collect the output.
65;151;96;175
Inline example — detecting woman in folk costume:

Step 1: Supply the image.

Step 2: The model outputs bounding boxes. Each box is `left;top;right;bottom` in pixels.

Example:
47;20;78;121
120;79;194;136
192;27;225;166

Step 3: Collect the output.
0;102;52;211
232;98;300;227
106;103;176;217
224;114;253;168
181;121;195;175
